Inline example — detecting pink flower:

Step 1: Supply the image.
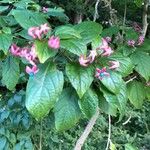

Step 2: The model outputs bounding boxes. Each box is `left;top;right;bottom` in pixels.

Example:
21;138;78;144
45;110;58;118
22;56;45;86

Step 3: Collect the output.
99;38;113;56
28;27;42;39
127;40;135;47
48;36;60;49
19;47;29;58
40;23;51;34
109;61;120;69
42;7;48;13
30;44;37;60
137;35;144;45
87;50;97;63
79;55;89;67
26;65;39;75
10;44;21;56
95;67;110;80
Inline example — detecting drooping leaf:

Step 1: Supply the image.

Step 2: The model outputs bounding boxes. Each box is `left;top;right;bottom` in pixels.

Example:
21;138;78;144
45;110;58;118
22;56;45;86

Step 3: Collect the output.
2;56;20;90
25;63;64;120
79;89;98;119
54;88;81;131
66;63;94;98
74;21;102;44
127;81;145;108
55;26;81;39
100;71;124;94
0;33;13;54
109;53;134;76
130;51;150;81
12;10;48;29
60;39;87;56
35;40;56;63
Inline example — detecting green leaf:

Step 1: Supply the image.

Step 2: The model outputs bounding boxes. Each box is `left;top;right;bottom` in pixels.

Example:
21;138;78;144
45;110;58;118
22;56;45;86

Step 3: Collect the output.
125;28;139;41
102;26;120;37
55;26;81;39
35;40;56;63
109;53;134;76
66;63;94;98
12;10;48;29
25;63;64;120
2;56;20;90
136;39;150;52
61;39;87;56
125;143;139;150
0;33;12;54
100;71;124;94
145;87;150;101
127;81;145;108
54;88;81;131
79;89;98;119
74;21;102;44
0;137;7;149
0;6;9;12
130;51;150;81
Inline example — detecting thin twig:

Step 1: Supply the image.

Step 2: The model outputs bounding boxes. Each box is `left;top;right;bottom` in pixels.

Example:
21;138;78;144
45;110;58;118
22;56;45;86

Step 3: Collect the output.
39;120;43;150
125;76;137;84
74;108;99;150
122;115;131;125
105;115;111;150
93;0;100;21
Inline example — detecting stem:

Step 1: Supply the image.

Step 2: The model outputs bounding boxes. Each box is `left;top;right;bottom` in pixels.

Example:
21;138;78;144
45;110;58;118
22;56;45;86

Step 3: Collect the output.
125;76;137;84
142;0;149;37
105;115;111;150
74;108;99;150
39;120;43;150
93;0;100;21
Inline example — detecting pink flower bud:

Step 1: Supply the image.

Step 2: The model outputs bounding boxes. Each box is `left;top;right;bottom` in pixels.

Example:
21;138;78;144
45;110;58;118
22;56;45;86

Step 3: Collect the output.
137;35;144;45
10;44;21;56
48;36;60;49
87;50;97;63
133;22;142;33
40;23;51;34
127;40;135;47
79;55;90;67
28;27;42;39
105;36;112;43
109;61;120;69
26;65;39;75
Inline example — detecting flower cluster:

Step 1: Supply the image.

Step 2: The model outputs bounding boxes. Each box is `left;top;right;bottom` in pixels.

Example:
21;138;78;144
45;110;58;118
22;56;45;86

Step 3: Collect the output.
127;23;144;47
28;24;60;49
10;44;39;75
79;37;119;80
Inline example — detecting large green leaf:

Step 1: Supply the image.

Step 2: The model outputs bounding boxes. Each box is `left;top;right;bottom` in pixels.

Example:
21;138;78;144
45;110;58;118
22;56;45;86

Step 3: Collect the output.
66;63;94;98
100;71;124;94
54;88;81;131
0;33;12;54
12;10;48;29
130;51;150;81
74;21;102;44
60;39;87;56
35;40;56;63
109;53;134;76
55;26;81;39
127;81;145;108
25;63;64;120
79;89;98;119
2;56;20;90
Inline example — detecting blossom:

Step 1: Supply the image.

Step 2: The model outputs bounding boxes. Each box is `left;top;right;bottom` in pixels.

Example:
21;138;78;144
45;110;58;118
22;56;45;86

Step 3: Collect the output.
10;44;21;56
137;35;144;45
99;38;113;56
28;27;42;39
26;65;39;75
127;40;135;47
48;36;60;49
95;67;110;80
40;23;51;34
42;7;48;13
109;61;120;69
133;22;142;33
87;50;97;63
79;55;89;67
